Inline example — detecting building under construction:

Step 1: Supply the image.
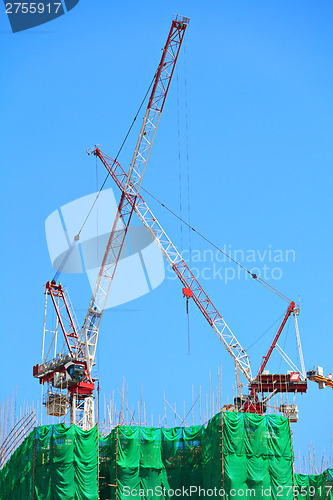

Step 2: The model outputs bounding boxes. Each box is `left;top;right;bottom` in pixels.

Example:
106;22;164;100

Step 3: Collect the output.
0;411;332;499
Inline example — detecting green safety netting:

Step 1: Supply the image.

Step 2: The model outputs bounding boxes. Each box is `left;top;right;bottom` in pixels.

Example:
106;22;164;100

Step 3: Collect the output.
295;469;333;500
202;412;294;499
0;424;98;500
0;412;331;500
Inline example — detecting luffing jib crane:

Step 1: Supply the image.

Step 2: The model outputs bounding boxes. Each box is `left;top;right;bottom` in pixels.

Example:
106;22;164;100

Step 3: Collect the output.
33;15;189;430
91;148;308;421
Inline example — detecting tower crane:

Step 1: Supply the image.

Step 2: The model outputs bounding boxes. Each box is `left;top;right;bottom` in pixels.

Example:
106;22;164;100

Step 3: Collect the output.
91;148;308;421
307;367;333;389
33;15;189;430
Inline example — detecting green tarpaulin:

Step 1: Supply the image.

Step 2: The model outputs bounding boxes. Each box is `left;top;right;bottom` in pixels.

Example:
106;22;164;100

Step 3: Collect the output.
1;412;331;500
0;424;98;500
295;469;333;500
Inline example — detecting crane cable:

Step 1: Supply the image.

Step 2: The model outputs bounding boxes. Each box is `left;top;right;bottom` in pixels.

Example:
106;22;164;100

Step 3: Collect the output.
184;42;192;356
140;186;292;304
177;51;191;355
184;40;192;269
245;311;286;353
177;66;184;252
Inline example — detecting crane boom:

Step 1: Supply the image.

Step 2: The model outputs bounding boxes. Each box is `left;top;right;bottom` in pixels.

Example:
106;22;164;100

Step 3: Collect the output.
93;150;309;418
92;149;253;382
82;16;189;377
33;16;189;429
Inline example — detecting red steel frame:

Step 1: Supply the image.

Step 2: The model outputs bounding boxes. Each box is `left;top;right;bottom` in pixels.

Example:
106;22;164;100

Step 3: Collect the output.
34;281;93;388
148;19;187;112
45;281;83;357
257;301;295;377
250;300;307;397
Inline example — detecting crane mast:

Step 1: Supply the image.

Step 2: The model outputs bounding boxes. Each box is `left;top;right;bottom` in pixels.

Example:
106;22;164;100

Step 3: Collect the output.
33;15;189;430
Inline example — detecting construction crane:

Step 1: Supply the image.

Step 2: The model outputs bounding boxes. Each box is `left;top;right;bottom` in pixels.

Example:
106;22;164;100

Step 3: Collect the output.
307;367;333;389
246;301;307;420
33;15;189;430
91;148;308;421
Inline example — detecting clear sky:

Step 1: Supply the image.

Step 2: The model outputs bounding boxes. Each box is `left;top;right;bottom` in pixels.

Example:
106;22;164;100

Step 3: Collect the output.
1;0;332;470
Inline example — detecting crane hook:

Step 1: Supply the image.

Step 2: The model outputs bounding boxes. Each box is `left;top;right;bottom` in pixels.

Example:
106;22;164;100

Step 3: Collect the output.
183;287;192;314
182;288;192;355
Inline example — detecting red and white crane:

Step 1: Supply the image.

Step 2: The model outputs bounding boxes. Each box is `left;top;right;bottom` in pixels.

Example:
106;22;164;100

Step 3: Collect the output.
33;15;189;429
91;148;308;421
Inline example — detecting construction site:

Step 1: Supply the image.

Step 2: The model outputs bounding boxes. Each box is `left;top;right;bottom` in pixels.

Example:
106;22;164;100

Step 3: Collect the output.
1;5;332;500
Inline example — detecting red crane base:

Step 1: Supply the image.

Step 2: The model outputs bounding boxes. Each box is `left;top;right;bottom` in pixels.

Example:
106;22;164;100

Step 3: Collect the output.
250;373;307;394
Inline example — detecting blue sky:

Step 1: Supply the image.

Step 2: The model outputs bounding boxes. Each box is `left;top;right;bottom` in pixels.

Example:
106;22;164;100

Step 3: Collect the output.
1;0;332;469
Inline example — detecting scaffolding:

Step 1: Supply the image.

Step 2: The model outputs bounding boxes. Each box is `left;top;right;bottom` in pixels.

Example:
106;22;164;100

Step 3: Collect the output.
1;411;332;500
